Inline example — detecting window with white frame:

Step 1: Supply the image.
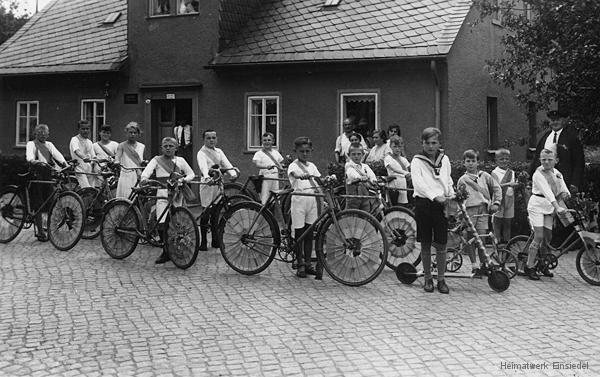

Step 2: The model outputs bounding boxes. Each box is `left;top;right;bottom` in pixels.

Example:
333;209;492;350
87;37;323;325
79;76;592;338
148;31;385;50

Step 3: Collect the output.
247;96;280;150
149;0;199;16
340;92;378;138
81;100;105;142
16;101;39;146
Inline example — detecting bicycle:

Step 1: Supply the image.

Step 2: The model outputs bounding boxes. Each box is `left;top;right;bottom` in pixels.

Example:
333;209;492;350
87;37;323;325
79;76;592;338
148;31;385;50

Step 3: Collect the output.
100;178;199;269
339;176;420;269
0;161;85;251
75;158;118;239
217;175;389;286
186;168;255;250
505;196;600;285
444;212;518;279
395;193;511;292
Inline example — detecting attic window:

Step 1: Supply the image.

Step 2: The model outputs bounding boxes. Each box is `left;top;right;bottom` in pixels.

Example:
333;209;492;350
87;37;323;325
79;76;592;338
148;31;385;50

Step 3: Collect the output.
323;0;341;7
102;12;121;24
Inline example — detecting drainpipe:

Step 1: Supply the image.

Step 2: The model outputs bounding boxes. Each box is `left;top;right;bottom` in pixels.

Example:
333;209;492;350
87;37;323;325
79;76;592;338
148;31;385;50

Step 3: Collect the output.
430;60;440;129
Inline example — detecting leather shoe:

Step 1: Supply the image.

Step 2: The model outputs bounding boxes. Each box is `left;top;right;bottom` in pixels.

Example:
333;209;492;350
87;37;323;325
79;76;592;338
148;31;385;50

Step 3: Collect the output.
296;265;306;278
437;280;449;294
540;268;554;278
36;233;48;242
424;278;434;293
199;243;208;251
211;240;220;249
525;267;540;281
155;252;170;264
305;265;317;276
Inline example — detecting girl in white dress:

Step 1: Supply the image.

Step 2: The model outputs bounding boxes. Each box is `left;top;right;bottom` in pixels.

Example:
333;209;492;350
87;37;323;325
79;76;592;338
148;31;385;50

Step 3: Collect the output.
115;122;145;198
364;129;390;164
384;135;410;204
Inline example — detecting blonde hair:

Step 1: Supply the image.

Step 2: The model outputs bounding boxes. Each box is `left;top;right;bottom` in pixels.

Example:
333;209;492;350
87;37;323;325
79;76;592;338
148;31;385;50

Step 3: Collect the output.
161;137;177;146
495;148;511;158
540;148;556;158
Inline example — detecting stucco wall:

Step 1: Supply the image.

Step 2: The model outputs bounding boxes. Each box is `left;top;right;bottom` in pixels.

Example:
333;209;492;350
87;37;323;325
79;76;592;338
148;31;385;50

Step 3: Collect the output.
446;8;530;161
0;72;138;156
204;61;437;175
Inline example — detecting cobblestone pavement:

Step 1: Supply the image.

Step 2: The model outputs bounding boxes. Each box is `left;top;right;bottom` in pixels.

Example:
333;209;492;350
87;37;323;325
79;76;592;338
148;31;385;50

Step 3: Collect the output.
1;229;599;377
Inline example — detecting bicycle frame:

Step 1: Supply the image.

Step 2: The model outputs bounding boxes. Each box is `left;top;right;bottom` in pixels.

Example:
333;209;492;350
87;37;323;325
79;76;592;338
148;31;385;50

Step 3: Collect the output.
114;181;179;242
238;178;351;256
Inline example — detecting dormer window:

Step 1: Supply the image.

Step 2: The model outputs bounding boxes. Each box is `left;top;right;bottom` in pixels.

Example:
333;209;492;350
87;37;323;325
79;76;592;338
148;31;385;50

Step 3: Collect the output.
149;0;199;17
102;12;121;24
323;0;341;6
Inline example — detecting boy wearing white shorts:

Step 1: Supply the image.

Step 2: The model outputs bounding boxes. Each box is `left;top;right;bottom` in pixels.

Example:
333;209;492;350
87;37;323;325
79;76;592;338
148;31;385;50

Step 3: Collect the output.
288;137;321;278
526;148;569;280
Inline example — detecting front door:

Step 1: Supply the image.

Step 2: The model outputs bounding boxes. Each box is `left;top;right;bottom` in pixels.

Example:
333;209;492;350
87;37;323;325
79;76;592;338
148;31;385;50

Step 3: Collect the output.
151;99;193;165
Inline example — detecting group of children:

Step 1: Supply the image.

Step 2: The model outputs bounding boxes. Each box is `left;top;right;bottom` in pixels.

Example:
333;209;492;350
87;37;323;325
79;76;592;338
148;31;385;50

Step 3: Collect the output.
283;126;569;292
26;119;570;287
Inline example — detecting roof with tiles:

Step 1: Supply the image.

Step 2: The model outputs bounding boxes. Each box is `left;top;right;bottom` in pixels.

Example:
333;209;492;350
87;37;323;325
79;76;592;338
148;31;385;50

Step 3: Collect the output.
0;0;127;75
210;0;473;66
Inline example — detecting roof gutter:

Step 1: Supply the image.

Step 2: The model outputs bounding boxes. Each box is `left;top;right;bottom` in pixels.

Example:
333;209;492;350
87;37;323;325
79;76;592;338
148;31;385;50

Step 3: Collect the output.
430;60;441;129
205;54;447;70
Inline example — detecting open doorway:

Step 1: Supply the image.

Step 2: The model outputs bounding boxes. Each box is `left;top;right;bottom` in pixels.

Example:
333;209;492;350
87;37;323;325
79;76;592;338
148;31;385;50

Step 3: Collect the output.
151;99;193;165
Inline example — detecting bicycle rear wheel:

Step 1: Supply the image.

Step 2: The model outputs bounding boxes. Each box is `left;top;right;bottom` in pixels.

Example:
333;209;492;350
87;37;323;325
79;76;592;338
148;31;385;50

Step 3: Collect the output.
48;191;85;251
576;246;600;286
166;207;199;269
101;200;141;259
77;187;103;239
316;209;388;286
0;188;25;243
219;201;279;275
506;235;530;274
381;206;420;268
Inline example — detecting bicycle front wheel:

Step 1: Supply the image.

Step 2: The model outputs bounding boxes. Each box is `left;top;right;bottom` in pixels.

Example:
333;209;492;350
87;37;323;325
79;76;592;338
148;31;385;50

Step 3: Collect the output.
493;248;518;279
77;187;103;239
166;207;199;269
219;201;279;275
0;187;25;243
48;191;85;251
316;209;388;286
576;245;600;286
101;200;141;259
381;206;420;268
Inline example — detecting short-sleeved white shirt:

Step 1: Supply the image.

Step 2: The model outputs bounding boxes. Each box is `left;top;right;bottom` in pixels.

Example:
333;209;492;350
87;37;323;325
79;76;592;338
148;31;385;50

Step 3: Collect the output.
252;149;283;176
288;160;320;192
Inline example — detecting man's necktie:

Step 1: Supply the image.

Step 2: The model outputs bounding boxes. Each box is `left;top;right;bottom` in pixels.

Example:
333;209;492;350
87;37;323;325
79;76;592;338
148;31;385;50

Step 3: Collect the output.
552;132;558;143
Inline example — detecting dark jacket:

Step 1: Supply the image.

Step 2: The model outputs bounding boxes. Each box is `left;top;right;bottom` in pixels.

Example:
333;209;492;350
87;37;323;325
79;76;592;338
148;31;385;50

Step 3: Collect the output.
529;126;585;190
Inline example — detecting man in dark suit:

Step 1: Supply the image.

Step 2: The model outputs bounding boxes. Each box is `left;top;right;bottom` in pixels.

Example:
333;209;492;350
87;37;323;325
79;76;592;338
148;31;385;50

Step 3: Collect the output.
529;109;585;249
529;110;585;192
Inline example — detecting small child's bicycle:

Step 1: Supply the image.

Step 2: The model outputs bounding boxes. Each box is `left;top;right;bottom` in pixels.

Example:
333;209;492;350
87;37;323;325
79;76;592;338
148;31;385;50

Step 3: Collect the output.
505;195;600;285
395;194;511;292
217;175;389;286
100;178;199;269
444;212;518;279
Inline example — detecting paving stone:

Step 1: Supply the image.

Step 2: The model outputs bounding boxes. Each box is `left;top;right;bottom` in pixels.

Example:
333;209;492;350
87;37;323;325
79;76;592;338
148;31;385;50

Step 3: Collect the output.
0;231;598;376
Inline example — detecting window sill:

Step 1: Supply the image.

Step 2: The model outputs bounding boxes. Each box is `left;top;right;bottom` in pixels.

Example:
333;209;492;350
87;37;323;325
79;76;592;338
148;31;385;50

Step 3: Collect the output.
13;145;26;149
147;12;199;19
